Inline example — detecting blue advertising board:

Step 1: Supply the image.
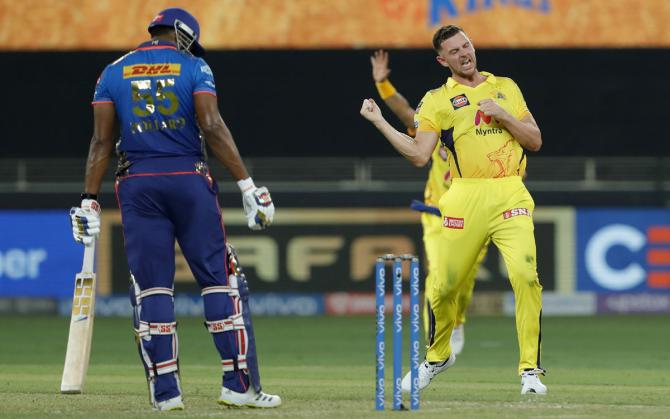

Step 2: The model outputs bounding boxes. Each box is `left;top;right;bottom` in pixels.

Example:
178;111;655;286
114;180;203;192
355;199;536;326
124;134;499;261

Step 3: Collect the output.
0;211;82;297
577;209;670;293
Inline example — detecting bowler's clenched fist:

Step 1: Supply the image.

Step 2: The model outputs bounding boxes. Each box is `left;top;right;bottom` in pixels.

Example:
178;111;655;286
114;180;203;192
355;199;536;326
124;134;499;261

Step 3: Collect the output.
477;99;508;122
360;98;383;123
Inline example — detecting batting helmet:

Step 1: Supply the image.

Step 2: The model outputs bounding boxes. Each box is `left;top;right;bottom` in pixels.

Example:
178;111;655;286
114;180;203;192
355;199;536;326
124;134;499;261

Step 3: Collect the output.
148;8;205;57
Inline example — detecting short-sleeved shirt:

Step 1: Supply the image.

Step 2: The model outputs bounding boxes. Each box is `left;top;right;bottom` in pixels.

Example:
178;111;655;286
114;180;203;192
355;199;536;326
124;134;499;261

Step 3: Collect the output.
424;145;451;207
414;72;529;179
92;40;217;161
409;118;451;207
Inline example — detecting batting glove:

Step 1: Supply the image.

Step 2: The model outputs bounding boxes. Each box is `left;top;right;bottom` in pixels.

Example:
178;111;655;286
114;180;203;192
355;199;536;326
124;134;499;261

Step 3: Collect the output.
70;199;101;245
239;178;274;230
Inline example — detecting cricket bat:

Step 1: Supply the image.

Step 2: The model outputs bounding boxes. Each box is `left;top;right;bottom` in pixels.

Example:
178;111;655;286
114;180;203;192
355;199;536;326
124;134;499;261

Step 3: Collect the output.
61;240;97;394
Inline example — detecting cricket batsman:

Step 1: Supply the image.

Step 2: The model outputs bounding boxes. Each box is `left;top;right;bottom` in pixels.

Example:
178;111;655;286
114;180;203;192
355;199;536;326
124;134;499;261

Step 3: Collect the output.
360;25;547;395
69;8;281;410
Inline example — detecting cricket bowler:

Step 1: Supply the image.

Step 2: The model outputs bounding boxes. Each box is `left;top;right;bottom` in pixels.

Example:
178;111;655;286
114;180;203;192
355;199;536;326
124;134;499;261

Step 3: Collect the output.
360;25;546;395
370;50;496;356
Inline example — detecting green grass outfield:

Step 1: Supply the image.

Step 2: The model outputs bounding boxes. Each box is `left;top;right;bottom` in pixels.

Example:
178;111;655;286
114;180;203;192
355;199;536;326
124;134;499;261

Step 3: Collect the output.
1;315;669;418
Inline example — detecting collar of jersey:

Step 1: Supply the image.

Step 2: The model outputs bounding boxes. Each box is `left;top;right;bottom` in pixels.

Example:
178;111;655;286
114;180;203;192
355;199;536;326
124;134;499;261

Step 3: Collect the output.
136;40;178;51
446;71;496;88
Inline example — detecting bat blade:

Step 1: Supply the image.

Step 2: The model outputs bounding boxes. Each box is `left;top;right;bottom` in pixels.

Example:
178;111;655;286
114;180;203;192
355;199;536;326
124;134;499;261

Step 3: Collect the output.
61;243;97;394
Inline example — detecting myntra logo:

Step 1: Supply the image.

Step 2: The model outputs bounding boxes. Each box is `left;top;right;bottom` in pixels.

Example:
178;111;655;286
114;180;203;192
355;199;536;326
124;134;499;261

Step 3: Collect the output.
475;110;492;126
123;64;181;78
475;110;503;135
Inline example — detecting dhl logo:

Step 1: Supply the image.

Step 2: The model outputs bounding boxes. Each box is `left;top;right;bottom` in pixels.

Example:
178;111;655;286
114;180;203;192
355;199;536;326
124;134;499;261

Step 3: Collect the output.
123;63;181;78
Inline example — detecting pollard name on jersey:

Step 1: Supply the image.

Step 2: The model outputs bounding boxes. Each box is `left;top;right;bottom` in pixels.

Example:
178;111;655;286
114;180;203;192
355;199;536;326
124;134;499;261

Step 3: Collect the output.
92;40;217;160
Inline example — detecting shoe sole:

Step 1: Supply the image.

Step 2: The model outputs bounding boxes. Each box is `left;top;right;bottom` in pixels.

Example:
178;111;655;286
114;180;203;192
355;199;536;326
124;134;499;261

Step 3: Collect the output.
402;358;456;393
521;389;547;395
218;400;279;409
155;406;184;411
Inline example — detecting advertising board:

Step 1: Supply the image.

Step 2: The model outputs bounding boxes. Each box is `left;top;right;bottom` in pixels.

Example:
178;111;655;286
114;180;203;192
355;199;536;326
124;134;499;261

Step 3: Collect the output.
577;209;670;293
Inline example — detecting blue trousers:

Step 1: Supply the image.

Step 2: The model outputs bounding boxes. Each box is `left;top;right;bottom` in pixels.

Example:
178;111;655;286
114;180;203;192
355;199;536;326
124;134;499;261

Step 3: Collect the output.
116;156;249;402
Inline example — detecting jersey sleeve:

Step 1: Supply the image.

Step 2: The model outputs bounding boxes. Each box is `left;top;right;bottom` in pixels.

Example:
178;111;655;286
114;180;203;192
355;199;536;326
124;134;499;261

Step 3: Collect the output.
92;66;113;105
193;58;217;96
510;80;530;120
413;92;440;133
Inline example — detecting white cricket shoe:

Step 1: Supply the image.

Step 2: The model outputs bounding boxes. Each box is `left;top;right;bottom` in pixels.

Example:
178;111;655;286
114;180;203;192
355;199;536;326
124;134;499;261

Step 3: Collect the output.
450;324;465;355
401;353;456;392
218;386;282;408
155;395;184;411
520;370;547;395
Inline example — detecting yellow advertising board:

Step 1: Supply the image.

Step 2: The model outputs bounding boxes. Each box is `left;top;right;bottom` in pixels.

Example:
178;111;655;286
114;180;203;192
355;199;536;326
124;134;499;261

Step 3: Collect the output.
2;0;668;49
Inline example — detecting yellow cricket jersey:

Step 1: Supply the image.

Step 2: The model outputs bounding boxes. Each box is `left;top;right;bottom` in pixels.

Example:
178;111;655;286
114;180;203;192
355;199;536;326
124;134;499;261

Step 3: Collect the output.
424;145;451;207
409;125;452;207
414;72;530;179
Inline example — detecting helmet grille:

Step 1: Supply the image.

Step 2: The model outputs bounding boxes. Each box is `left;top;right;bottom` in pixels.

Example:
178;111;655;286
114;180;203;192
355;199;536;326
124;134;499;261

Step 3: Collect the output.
174;19;196;54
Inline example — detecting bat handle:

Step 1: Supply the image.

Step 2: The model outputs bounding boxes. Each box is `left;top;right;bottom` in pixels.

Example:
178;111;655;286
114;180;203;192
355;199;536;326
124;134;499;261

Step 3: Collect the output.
82;240;96;273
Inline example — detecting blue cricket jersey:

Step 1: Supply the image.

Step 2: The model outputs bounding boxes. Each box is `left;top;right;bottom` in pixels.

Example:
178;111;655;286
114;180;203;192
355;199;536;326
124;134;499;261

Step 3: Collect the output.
92;40;217;161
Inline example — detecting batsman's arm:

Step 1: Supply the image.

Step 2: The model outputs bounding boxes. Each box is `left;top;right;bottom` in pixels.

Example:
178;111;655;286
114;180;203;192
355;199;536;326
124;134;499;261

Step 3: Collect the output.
84;103;118;195
194;93;250;181
195;93;274;230
360;98;437;167
84;104;117;195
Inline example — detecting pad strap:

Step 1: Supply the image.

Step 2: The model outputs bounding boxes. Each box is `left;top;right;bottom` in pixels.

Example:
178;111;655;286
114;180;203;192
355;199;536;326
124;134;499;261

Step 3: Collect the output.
201;279;239;297
205;313;244;333
155;358;179;375
138;287;173;302
135;321;178;338
222;354;247;372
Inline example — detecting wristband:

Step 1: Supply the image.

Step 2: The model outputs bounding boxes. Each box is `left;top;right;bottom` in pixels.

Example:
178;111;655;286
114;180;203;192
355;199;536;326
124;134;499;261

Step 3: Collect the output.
375;79;397;100
81;193;98;200
237;177;255;193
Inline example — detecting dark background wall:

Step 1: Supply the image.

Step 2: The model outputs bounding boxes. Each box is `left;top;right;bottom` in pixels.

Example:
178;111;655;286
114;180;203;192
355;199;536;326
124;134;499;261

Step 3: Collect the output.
3;48;669;158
